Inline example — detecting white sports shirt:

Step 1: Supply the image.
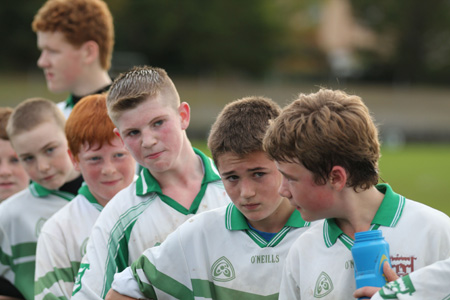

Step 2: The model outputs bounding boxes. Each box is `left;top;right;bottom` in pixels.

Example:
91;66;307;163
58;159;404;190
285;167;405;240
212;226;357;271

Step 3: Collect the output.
0;182;74;300
372;257;450;300
34;185;104;300
112;203;312;299
71;149;231;300
278;183;450;300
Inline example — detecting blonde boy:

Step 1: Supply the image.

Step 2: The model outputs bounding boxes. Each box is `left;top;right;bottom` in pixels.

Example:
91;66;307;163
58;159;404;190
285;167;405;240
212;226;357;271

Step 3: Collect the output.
105;96;311;300
263;88;450;299
32;0;114;118
72;66;230;299
0;107;29;202
34;94;136;299
0;98;81;299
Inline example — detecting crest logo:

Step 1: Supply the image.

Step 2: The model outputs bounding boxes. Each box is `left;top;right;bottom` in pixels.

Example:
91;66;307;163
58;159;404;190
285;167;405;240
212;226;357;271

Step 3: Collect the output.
314;272;334;298
211;256;235;282
35;218;47;237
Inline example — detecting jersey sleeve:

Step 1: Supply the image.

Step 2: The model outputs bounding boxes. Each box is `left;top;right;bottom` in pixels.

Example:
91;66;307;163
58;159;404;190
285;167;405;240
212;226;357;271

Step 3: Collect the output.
372;257;450;300
0;206;15;287
111;227;193;299
71;207;121;300
34;222;75;299
278;244;302;300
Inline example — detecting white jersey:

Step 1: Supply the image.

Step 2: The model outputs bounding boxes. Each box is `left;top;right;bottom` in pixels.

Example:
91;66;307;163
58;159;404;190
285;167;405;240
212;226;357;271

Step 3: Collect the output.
372;257;450;300
72;149;231;300
279;183;450;300
0;182;74;300
112;203;312;299
34;185;103;300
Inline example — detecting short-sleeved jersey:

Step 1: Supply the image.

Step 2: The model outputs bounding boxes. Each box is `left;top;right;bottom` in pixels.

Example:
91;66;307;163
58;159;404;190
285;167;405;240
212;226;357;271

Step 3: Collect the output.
372;257;450;300
112;203;312;299
34;185;104;300
0;182;74;300
279;184;450;300
72;149;231;300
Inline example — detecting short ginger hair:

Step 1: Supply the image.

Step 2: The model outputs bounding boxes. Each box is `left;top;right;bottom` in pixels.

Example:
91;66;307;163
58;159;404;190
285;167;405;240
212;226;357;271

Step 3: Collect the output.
65;93;117;160
263;88;380;190
32;0;114;70
208;96;281;168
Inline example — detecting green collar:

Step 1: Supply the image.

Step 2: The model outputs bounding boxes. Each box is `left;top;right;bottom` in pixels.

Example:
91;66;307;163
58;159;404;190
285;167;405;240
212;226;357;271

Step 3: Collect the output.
29;181;76;201
64;94;74;109
225;203;310;248
78;184;103;212
135;148;221;215
225;202;310;231
323;183;405;248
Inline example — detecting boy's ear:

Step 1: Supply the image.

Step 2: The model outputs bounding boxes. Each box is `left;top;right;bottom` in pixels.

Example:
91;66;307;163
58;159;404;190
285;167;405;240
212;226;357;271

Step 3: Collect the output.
178;102;190;130
68;149;80;172
329;166;347;191
113;128;124;144
81;40;99;65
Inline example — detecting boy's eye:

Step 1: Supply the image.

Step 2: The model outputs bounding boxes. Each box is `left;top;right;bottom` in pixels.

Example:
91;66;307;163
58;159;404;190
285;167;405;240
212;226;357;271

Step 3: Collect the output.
22;156;34;163
224;175;239;182
114;153;125;158
154;120;164;127
254;172;265;178
127;130;139;137
46;147;55;154
10;157;20;164
88;156;101;162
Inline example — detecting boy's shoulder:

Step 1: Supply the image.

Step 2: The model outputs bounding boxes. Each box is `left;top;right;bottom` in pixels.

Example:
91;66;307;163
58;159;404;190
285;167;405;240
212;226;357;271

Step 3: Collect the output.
0;187;34;219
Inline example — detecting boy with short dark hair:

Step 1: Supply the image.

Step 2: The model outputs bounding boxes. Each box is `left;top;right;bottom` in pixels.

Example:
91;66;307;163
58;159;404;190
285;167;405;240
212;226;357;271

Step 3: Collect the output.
0;98;81;299
34;94;136;299
0;107;29;202
262;88;450;299
106;96;311;300
71;66;230;299
32;0;114;118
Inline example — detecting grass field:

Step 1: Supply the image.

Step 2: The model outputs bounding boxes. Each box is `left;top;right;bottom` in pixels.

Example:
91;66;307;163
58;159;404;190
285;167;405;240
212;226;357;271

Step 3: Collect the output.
192;141;450;216
2;72;449;216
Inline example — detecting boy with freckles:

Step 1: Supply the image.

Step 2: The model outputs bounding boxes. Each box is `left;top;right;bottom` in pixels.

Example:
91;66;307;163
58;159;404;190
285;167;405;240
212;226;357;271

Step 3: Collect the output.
0;98;81;299
105;96;311;300
34;94;136;300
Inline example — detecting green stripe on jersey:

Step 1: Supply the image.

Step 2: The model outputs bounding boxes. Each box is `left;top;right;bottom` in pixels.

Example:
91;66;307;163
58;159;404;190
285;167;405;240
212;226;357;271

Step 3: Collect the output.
132;257;278;300
34;261;80;297
101;193;158;298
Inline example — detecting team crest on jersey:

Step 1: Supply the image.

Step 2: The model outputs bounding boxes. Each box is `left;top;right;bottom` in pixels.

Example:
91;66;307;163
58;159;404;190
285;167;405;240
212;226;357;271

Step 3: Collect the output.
211;256;235;282
35;218;47;237
314;272;334;298
80;238;89;257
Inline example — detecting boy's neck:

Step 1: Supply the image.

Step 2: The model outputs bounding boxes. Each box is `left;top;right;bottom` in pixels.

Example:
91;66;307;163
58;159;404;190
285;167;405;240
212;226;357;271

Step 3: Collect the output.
248;198;295;233
153;146;204;209
71;70;111;97
335;186;385;239
59;174;83;195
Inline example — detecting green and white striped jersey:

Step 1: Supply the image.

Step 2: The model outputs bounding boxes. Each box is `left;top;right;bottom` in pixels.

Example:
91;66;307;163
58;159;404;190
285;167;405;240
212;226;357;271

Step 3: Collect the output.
279;184;450;300
372;257;450;300
34;185;104;300
112;203;311;299
72;149;230;300
0;182;74;300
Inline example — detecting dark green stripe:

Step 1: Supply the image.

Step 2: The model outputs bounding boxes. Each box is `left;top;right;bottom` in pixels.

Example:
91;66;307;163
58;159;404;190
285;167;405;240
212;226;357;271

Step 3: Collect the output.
34;261;80;295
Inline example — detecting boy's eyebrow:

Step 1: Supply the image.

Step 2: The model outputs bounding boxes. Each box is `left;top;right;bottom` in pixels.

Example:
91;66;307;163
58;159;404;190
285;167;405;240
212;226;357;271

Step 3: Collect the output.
18;142;56;158
220;167;267;177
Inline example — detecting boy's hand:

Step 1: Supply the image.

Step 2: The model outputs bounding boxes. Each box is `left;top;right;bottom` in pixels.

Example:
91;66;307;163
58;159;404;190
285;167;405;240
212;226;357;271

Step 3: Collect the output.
353;261;399;298
105;289;141;300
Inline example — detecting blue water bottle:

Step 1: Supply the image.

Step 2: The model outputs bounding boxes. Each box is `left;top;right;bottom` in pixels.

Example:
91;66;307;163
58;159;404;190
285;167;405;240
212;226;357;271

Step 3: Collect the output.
351;230;391;300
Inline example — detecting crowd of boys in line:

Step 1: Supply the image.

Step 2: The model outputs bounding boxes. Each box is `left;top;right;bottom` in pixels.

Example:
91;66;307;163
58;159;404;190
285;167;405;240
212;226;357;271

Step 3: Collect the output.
0;0;448;300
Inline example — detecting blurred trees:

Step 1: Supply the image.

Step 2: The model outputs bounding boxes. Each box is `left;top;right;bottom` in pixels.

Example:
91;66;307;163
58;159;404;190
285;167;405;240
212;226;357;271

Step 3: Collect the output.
1;0;450;83
351;0;450;84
